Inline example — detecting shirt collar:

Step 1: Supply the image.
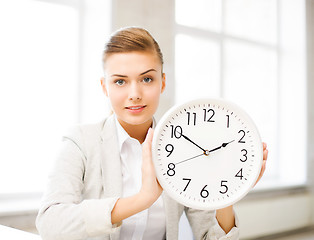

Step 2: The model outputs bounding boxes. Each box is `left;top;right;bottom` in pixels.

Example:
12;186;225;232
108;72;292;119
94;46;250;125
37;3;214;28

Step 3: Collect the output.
114;114;156;153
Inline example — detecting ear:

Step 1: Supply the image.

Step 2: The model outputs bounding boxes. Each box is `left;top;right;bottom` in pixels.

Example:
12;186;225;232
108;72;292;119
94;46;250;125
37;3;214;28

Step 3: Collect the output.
100;77;108;97
161;73;166;93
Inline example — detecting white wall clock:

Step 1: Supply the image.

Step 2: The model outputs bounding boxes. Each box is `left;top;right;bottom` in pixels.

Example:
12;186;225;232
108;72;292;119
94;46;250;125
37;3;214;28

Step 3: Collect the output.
152;98;263;210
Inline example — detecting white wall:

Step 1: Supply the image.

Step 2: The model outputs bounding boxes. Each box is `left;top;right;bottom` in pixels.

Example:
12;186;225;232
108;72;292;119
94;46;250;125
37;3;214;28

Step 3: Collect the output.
306;0;314;197
306;0;314;232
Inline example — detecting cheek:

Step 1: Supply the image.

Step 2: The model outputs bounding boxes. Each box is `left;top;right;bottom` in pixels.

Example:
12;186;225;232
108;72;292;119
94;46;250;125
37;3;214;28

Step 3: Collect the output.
108;88;126;107
146;86;162;104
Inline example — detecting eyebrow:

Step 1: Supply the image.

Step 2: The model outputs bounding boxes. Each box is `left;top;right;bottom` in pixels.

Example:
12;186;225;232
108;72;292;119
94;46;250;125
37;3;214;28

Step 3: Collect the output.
111;68;157;78
139;68;157;76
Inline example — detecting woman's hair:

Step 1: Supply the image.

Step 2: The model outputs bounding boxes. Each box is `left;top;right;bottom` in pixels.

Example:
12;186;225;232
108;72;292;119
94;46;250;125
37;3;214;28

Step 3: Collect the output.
103;27;164;66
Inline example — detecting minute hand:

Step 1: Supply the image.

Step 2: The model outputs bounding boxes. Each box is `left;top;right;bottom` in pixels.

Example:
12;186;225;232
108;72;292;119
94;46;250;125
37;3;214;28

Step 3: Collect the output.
180;133;207;153
208;140;235;153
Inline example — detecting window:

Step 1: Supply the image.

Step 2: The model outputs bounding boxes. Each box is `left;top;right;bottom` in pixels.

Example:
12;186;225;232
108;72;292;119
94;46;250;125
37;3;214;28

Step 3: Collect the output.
175;0;306;189
0;0;111;194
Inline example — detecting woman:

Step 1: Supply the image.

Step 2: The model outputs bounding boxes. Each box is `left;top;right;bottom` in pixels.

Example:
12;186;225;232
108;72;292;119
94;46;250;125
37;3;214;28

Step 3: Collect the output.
36;27;268;240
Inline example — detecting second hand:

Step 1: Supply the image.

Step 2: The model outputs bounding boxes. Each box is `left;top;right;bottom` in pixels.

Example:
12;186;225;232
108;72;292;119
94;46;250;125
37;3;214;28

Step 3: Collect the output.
175;153;205;165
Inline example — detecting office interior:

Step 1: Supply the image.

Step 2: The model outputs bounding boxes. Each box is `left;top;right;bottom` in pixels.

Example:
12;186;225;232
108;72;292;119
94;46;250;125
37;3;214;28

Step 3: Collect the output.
0;0;314;239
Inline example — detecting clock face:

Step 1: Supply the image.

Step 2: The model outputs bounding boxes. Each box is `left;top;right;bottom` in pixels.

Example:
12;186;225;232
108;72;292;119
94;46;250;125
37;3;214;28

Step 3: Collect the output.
152;98;262;210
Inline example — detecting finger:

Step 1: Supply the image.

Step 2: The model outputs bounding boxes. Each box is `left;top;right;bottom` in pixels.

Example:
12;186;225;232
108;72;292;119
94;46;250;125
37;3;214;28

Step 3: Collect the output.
142;129;157;179
263;142;267;150
263;149;268;160
142;128;154;153
254;160;266;187
156;178;164;190
260;160;266;176
143;128;154;146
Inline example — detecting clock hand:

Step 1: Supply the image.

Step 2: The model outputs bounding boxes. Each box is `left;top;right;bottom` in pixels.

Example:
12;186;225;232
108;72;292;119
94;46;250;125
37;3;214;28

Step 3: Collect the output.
175;153;204;165
208;140;235;153
177;131;207;153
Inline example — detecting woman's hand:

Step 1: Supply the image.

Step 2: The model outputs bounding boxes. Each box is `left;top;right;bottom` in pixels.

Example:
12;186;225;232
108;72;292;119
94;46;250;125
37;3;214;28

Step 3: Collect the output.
140;128;163;205
254;142;269;187
111;128;163;224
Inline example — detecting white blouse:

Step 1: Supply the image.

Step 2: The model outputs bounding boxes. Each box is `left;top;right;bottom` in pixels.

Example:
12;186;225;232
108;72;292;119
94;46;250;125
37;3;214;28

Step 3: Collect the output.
114;116;166;240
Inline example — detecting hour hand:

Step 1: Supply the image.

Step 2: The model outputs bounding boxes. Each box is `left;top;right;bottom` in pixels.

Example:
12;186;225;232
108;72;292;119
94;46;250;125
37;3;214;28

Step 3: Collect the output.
208;140;235;153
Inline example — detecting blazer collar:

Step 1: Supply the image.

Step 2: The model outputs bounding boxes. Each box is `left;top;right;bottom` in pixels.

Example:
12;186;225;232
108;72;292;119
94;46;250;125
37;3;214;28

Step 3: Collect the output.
100;114;117;142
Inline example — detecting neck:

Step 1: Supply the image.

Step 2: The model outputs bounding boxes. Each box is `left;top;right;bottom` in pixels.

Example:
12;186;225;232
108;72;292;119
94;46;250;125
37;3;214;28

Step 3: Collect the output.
118;118;153;144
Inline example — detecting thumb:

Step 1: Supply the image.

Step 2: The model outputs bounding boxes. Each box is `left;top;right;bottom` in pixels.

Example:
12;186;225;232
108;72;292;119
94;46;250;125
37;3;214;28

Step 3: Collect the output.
142;128;154;160
143;128;154;146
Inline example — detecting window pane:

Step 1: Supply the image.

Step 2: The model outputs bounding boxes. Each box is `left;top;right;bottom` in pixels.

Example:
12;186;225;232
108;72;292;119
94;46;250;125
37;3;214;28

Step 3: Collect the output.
223;40;278;181
175;0;222;32
0;1;79;193
278;0;306;185
225;0;277;44
175;34;220;103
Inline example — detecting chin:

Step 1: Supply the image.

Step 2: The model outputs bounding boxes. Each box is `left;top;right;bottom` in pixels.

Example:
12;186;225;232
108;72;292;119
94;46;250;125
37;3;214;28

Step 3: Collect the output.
127;118;152;126
123;114;153;126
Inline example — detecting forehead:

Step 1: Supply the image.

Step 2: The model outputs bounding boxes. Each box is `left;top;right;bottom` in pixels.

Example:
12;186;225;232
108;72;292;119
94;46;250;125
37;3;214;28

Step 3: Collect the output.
104;51;162;75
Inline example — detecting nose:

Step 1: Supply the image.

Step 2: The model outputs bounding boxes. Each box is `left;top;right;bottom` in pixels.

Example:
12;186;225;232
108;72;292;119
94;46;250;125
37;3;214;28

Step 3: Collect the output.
129;82;142;101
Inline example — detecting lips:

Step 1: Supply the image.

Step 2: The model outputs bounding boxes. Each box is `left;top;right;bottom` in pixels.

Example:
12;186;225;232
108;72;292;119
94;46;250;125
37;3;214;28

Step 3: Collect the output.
125;105;146;113
126;105;145;110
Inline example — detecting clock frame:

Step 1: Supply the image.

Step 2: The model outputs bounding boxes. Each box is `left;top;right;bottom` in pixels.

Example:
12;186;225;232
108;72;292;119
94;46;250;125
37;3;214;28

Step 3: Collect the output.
152;98;263;210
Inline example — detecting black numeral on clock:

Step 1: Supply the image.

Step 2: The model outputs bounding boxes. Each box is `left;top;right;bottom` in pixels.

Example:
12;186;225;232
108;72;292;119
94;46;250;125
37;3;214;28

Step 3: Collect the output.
187;112;196;125
219;180;228;194
226;114;230;128
200;185;210;198
240;149;248;162
165;144;174;157
238;130;246;143
203;109;215;122
170;125;182;138
167;163;175;176
235;168;244;180
182;178;191;191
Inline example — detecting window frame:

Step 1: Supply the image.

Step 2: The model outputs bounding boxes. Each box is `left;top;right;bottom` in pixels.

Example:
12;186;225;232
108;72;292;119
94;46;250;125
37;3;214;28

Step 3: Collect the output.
174;0;307;191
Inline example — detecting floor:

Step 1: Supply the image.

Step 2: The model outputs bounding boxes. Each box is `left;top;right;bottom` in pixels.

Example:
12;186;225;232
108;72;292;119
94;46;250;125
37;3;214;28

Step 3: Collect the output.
25;227;314;240
252;228;314;240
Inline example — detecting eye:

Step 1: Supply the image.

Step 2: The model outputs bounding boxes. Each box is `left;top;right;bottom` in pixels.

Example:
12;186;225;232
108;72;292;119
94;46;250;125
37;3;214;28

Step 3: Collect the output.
114;79;125;86
143;77;153;83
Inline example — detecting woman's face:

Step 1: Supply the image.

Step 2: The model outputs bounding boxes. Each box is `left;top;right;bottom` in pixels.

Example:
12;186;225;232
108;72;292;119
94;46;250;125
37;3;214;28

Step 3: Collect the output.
101;51;166;128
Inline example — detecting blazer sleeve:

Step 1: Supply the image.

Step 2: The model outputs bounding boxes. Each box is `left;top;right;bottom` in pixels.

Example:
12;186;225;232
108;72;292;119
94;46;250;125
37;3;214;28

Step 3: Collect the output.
185;207;239;240
36;127;121;240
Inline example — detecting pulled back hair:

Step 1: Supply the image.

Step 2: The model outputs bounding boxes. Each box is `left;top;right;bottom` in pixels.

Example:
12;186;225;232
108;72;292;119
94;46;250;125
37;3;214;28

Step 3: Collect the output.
103;27;164;66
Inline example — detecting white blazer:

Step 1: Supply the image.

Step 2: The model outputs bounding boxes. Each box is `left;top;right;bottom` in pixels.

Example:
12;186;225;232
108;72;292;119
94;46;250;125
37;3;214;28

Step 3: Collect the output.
36;115;239;240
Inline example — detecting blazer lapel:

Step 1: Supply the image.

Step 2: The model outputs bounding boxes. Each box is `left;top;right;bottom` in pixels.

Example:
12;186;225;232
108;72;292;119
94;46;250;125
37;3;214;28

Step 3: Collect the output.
99;115;123;198
99;115;122;240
